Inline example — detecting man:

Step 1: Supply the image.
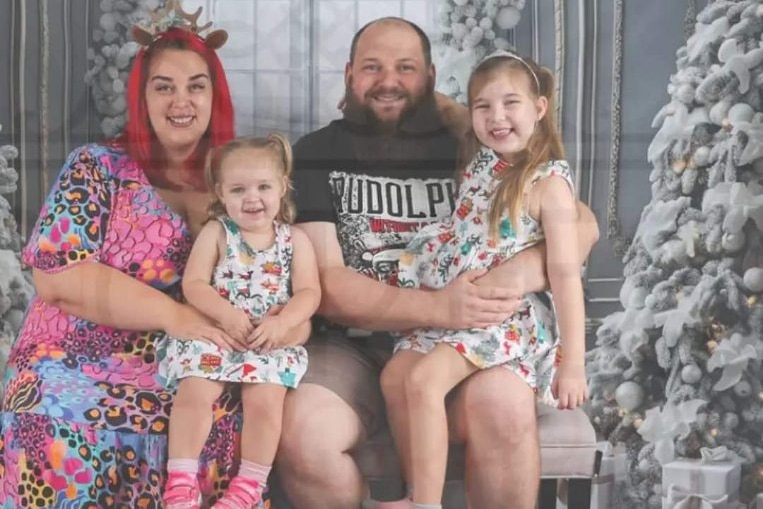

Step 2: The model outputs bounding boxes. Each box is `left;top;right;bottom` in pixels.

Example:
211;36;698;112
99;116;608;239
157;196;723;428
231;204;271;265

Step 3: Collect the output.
276;17;599;509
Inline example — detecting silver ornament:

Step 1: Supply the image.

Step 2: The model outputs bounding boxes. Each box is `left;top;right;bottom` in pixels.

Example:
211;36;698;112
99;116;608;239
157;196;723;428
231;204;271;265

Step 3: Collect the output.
615;381;645;411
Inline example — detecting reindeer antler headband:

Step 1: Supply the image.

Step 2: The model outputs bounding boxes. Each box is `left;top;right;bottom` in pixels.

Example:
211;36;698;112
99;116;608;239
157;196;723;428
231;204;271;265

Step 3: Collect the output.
131;0;228;50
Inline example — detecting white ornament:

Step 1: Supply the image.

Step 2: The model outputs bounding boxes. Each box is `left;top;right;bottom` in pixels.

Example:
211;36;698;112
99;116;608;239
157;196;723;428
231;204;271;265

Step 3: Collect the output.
692;146;711;167
99;12;117;32
496;6;521;30
681;364;702;384
615;381;645;411
493;37;510;50
728;103;755;124
743;267;763;292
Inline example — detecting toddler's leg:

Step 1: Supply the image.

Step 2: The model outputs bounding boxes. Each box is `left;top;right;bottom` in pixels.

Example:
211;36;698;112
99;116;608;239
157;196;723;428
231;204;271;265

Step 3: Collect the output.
212;383;288;509
407;344;477;507
166;377;226;509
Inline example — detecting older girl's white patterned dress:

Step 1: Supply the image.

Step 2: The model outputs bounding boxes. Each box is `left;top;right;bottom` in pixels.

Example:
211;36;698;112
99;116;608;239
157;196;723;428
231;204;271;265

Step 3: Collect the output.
395;147;574;405
160;217;308;388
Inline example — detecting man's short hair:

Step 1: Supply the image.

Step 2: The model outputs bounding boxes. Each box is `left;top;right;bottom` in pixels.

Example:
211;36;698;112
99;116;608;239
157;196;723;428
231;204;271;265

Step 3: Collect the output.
349;17;432;67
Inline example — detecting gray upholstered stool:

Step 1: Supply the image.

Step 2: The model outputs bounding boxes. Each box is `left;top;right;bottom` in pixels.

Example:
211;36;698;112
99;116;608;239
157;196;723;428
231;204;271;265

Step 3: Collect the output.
353;404;597;509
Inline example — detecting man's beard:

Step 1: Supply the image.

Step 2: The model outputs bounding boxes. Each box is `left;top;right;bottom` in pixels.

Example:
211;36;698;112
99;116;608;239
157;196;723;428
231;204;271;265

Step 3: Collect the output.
343;77;435;135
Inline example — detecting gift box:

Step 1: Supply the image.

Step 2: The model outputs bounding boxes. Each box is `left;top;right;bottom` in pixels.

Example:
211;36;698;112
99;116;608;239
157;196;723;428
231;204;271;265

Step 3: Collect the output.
661;495;744;509
661;458;741;502
589;441;628;509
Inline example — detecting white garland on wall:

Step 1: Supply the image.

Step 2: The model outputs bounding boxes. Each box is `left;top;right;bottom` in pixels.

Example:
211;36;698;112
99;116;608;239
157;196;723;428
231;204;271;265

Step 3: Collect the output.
85;0;162;137
433;0;526;104
0;124;35;400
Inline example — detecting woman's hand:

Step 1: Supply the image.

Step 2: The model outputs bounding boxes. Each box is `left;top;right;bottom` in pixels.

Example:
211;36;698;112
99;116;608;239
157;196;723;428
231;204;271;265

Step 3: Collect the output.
219;306;255;345
164;303;246;352
550;362;589;410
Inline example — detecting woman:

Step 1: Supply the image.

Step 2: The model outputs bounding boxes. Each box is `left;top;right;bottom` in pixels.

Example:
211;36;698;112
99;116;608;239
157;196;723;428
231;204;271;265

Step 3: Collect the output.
0;18;307;509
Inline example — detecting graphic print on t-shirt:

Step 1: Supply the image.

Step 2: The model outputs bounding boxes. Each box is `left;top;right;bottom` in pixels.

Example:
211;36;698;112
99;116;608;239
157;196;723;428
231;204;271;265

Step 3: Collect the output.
329;171;455;284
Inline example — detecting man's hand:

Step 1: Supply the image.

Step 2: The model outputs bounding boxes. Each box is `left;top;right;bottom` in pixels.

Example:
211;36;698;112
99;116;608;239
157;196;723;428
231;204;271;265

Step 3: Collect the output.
431;269;521;329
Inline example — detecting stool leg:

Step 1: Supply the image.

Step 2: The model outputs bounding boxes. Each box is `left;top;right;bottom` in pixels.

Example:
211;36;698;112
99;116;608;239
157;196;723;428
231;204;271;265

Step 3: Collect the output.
538;479;557;509
567;478;592;509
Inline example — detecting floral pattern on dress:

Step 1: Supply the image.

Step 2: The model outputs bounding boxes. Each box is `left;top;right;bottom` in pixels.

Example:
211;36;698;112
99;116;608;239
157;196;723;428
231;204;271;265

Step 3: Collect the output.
0;144;268;508
159;218;308;387
395;147;574;405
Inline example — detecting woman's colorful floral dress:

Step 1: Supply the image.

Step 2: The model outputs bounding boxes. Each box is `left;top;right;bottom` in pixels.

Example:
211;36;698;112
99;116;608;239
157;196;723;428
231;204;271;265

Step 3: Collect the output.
160;217;308;387
0;144;267;508
395;147;574;405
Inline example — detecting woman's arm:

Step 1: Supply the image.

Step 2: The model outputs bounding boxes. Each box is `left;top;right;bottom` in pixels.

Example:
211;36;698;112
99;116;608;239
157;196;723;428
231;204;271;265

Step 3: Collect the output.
33;263;232;346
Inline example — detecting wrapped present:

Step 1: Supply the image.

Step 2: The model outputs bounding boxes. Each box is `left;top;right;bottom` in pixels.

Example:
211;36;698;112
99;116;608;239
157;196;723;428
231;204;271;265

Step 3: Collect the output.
661;447;742;505
590;441;628;509
661;492;744;509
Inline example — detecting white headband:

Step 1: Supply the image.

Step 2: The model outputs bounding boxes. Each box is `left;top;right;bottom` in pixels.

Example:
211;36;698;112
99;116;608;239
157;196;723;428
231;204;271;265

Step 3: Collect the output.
481;49;541;92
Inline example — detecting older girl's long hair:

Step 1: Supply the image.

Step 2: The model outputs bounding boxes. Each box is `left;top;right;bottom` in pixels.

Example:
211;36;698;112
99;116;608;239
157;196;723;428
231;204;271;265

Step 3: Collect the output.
458;55;565;238
205;134;296;224
117;27;235;191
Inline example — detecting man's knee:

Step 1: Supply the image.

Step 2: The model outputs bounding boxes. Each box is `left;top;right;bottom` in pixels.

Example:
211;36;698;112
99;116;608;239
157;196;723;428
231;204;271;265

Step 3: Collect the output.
278;385;364;473
457;370;537;441
278;391;327;472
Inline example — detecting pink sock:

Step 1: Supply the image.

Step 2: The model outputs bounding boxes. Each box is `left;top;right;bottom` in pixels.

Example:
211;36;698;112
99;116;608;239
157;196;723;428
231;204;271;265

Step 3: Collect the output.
237;459;271;486
167;459;199;476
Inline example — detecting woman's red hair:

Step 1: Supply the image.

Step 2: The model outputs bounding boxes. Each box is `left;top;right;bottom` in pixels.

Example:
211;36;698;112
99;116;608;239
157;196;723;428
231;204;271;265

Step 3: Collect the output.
116;27;234;191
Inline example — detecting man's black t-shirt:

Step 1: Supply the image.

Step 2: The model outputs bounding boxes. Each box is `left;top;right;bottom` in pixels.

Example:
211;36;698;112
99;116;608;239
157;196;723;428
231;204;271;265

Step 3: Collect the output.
293;107;460;285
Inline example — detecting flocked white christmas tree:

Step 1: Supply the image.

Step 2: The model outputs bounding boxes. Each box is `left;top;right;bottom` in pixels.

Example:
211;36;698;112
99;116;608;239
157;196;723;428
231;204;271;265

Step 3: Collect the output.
0;125;35;399
586;1;763;506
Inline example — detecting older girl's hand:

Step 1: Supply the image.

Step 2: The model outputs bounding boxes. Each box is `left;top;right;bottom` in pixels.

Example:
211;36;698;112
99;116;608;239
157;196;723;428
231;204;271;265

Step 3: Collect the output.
163;303;246;352
550;363;589;410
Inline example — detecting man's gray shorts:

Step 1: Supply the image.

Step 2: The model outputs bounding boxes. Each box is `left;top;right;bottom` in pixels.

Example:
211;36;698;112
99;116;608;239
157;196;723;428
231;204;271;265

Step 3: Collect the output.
301;330;393;436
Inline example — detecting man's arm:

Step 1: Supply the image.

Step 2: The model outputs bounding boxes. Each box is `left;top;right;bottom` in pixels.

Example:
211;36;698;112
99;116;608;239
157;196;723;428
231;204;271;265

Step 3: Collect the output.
476;201;600;293
296;221;520;332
